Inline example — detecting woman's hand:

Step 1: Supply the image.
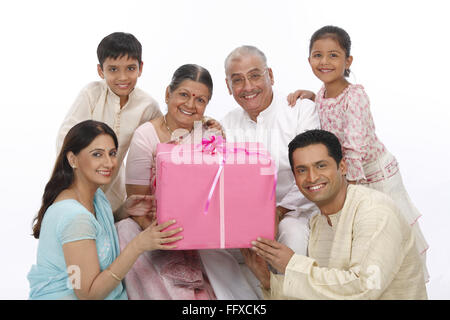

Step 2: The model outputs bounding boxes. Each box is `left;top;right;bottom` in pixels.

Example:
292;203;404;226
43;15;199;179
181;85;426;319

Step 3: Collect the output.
134;219;183;254
287;89;316;106
121;194;156;230
123;194;156;217
203;117;226;139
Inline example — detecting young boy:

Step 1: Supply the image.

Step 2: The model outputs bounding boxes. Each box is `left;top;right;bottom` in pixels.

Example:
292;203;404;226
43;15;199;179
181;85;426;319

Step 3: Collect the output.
56;32;162;211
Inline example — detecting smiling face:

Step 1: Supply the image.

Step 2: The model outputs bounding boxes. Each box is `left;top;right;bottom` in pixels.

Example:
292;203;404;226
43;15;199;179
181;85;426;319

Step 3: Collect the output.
308;37;353;86
68;134;118;188
225;54;274;120
292;143;347;213
165;79;210;130
97;55;143;104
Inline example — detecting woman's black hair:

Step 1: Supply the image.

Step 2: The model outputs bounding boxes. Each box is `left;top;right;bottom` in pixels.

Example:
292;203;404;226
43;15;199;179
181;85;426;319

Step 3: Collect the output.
32;120;118;239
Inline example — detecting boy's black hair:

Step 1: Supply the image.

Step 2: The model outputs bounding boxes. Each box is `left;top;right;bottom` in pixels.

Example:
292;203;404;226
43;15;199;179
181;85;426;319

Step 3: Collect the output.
288;129;343;171
309;25;352;77
97;32;142;68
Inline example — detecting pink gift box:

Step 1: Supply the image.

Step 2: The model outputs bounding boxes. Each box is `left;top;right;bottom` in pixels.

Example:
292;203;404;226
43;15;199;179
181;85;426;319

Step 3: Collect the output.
155;141;276;250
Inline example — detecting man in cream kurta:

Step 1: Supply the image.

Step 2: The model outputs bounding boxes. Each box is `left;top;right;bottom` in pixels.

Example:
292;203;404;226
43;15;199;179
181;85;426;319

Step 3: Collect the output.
265;184;426;299
56;80;162;211
243;130;427;300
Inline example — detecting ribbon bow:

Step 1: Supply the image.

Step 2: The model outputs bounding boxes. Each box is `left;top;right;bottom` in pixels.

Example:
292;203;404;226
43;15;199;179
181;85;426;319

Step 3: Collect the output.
201;135;225;155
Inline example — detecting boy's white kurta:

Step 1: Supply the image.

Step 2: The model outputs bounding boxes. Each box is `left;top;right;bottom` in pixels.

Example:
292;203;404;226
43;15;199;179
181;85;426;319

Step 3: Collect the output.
56;80;162;211
264;184;427;300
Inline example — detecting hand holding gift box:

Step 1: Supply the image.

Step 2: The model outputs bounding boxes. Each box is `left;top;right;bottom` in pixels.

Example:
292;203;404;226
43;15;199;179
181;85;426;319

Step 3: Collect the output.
155;137;276;250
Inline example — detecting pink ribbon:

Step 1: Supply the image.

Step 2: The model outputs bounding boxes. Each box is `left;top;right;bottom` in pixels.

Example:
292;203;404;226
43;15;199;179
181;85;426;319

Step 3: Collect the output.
203;158;225;216
201;135;225;155
199;136;277;217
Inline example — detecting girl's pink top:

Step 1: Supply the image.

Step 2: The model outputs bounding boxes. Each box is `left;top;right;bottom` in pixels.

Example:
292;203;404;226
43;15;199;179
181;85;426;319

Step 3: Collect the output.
315;84;387;181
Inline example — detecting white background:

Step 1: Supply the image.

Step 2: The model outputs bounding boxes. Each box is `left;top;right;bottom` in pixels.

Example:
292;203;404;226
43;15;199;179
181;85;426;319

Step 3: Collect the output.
1;0;449;299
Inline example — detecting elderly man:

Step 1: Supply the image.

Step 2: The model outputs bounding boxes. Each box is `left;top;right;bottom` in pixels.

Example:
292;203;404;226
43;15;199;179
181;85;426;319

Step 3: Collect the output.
220;45;320;299
222;46;320;253
242;130;427;300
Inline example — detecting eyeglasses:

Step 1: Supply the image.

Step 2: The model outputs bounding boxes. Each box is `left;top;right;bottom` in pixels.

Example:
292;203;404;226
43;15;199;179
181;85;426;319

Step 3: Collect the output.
229;68;268;88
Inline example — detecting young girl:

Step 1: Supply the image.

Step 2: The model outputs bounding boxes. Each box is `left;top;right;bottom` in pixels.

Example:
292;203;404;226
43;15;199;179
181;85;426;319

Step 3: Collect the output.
287;25;429;281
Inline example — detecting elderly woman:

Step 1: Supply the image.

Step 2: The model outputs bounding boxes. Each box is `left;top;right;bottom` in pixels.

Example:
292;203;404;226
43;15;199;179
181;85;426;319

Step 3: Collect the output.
116;64;259;300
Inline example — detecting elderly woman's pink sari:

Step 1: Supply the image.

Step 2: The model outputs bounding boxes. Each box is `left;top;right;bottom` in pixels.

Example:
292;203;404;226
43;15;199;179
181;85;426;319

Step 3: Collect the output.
116;122;219;300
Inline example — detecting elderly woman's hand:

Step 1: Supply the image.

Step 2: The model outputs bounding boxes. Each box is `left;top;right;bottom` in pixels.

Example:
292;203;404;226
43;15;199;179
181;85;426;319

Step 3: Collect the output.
124;194;156;217
122;194;157;230
203;117;226;139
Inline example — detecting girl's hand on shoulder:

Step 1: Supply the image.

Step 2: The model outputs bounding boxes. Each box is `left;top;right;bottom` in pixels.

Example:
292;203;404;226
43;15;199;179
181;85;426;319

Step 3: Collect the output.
287;90;316;107
135;219;183;253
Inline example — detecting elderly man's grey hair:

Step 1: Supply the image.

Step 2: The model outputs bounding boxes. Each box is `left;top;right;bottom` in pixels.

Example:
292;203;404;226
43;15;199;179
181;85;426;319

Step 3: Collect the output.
224;45;268;74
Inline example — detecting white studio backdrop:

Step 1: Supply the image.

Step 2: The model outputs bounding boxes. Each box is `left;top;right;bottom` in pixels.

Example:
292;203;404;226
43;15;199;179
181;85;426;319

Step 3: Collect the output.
0;0;449;299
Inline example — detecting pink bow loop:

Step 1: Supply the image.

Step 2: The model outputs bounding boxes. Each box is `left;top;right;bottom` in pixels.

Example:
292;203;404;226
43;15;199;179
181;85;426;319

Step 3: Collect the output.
201;135;225;155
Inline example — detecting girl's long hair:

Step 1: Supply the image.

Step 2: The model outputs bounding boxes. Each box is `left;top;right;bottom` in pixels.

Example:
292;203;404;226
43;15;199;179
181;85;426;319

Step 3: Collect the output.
32;120;118;239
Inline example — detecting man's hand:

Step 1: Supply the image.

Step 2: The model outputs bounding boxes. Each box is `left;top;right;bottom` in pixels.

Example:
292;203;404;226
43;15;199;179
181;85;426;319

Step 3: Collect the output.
250;237;295;274
275;206;290;237
241;248;271;290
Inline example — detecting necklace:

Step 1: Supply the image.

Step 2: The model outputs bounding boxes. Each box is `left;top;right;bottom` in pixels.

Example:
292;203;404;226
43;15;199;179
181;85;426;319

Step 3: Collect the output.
163;114;195;143
163;114;173;134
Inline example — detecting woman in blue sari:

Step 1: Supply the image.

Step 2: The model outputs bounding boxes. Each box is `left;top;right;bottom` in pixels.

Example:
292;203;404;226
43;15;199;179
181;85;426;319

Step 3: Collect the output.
28;120;183;299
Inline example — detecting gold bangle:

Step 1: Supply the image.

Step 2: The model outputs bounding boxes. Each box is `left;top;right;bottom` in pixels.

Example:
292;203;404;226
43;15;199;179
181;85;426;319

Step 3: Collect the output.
107;268;122;282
